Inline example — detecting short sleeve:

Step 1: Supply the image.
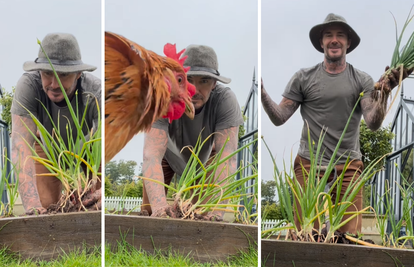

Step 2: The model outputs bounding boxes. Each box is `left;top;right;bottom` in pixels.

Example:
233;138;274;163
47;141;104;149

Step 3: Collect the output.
360;73;375;101
282;71;303;103
11;73;40;118
82;73;102;133
215;88;244;131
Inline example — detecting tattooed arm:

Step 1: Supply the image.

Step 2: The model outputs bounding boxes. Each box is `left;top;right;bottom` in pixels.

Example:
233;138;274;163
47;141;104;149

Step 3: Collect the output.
361;94;388;131
11;114;46;214
142;127;169;216
261;82;300;126
206;126;239;220
362;67;413;131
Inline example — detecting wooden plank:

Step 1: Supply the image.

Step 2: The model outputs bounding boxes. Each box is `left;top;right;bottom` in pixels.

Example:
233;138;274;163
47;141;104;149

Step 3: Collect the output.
105;214;258;263
0;211;101;261
262;239;414;267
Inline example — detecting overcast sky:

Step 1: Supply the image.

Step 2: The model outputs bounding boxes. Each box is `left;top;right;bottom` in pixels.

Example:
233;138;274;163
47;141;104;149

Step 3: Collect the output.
261;0;414;181
106;0;258;173
0;0;101;93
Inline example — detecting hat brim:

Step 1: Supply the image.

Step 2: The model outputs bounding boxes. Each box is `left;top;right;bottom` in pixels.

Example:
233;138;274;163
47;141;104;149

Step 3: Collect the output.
23;61;97;73
186;70;231;84
309;21;360;54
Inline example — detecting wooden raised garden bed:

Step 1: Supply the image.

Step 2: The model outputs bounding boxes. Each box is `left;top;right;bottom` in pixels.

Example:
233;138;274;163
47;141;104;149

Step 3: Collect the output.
0;211;101;261
105;214;258;263
262;239;414;267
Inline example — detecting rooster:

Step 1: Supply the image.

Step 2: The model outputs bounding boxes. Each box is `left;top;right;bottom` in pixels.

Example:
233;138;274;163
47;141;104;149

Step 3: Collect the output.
105;32;195;162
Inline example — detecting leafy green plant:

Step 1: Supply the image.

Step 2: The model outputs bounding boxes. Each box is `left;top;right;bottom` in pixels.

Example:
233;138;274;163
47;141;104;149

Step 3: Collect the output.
375;6;414;111
0;150;19;217
16;40;101;212
375;168;414;249
140;134;258;224
0;87;14;133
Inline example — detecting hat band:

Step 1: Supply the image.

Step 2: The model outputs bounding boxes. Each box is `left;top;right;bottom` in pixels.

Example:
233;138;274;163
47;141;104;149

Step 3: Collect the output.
34;57;83;65
189;66;220;76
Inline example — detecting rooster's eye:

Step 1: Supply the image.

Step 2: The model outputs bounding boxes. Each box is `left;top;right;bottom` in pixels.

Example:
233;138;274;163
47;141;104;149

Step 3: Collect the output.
178;77;182;83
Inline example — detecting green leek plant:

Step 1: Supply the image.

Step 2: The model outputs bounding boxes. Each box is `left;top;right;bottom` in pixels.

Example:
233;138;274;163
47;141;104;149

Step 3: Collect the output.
140;134;258;224
262;92;382;242
0;150;19;216
376;6;414;111
375;170;414;249
17;40;101;212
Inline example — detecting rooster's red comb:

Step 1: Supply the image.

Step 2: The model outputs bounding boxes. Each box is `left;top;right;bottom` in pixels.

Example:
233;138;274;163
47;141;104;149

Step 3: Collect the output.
164;43;190;73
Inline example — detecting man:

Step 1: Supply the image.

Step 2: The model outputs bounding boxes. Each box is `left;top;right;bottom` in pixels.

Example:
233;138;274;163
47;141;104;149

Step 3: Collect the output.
11;33;101;214
261;14;411;234
141;44;244;220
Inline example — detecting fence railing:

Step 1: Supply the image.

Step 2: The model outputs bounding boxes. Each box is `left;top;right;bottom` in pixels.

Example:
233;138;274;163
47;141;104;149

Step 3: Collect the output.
261;219;288;235
105;196;142;212
0;119;11;206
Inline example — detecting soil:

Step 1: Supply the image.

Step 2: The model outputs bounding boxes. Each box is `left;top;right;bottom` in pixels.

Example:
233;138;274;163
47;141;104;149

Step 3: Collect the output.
47;189;101;214
130;199;225;222
289;226;376;245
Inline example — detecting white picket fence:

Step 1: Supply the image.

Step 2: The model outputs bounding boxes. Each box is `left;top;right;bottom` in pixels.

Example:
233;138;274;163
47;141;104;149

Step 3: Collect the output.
105;196;142;212
262;219;288;235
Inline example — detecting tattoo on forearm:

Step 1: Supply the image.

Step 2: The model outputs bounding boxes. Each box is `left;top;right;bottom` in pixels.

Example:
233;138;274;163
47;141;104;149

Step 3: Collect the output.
361;93;388;131
11;114;41;210
142;128;168;207
261;89;299;126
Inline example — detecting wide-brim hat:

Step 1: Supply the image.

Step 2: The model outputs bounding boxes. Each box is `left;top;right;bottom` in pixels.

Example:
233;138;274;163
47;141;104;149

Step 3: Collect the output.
23;33;97;73
309;13;360;54
182;44;231;84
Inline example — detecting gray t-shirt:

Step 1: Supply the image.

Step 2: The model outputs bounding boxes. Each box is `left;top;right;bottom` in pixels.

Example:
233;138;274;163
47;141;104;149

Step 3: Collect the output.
152;84;244;175
283;62;374;165
11;71;101;147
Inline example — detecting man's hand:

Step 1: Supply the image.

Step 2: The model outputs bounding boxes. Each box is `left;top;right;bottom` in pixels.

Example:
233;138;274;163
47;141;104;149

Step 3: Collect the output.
375;66;413;94
25;207;47;215
151;204;177;218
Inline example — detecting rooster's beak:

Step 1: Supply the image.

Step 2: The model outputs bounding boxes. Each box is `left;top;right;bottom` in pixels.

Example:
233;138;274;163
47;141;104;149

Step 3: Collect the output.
184;96;195;120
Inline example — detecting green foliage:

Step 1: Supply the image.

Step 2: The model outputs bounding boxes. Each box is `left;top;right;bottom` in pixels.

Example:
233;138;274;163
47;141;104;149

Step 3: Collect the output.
360;119;394;208
261;180;276;204
262;202;286;220
105;160;137;184
0;87;14;133
359;120;394;170
105;176;114;197
123;180;143;197
105;237;257;267
0;245;101;267
238;107;247;139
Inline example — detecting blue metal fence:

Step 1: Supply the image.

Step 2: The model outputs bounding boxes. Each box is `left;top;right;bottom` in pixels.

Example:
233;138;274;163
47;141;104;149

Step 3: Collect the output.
0;119;11;206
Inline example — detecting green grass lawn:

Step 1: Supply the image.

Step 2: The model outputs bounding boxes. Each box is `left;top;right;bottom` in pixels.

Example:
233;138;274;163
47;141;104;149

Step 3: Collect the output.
0;240;258;266
0;246;101;267
105;240;258;267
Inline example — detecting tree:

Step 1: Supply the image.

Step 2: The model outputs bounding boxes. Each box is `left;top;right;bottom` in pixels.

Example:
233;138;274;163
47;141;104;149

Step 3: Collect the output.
0;87;15;133
123;180;142;197
105;176;114;197
359;120;394;207
359;120;394;171
238;107;247;140
262;202;285;220
261;180;276;204
105;160;138;184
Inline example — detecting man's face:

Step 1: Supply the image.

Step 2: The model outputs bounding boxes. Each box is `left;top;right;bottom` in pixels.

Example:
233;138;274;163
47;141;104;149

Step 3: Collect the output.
40;71;81;103
187;76;216;111
320;25;351;62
